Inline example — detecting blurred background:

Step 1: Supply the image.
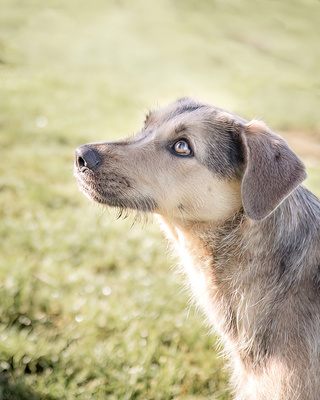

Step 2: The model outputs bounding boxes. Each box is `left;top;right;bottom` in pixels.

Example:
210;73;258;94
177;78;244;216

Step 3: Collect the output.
0;0;319;399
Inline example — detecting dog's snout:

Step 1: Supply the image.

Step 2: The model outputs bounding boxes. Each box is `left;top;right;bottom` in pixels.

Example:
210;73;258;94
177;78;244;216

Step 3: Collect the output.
75;145;101;171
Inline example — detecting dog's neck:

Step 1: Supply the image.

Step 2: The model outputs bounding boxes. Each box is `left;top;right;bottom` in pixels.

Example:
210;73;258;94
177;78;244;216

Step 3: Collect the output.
156;209;248;338
156;207;246;245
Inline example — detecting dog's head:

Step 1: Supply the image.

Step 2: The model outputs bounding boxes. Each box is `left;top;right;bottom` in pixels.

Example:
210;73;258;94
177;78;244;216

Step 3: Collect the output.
74;98;306;223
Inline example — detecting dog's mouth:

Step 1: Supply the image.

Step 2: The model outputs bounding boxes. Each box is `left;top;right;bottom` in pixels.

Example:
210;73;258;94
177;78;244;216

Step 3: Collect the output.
74;167;126;207
74;166;157;213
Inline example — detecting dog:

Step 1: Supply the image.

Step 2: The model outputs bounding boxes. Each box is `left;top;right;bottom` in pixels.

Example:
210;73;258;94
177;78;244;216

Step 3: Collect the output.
74;98;320;399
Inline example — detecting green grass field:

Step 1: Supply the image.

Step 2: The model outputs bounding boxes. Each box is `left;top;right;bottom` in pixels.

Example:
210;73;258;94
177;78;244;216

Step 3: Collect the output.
0;0;320;398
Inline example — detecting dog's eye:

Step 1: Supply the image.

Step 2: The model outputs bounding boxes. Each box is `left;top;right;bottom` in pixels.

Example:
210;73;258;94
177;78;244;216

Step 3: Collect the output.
173;140;192;156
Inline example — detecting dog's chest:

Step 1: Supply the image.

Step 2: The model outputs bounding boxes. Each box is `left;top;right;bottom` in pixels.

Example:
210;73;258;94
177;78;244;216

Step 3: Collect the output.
172;226;233;334
177;234;214;312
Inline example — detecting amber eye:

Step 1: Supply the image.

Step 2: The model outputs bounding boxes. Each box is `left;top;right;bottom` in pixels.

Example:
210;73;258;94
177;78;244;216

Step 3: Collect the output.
173;140;192;156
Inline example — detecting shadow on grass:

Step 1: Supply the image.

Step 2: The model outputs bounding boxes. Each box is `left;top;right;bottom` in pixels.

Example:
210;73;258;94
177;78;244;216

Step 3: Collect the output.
0;373;56;400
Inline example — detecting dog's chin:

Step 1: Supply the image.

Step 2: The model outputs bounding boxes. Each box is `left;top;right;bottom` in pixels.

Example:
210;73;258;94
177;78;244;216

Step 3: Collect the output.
78;184;108;205
75;171;110;205
75;174;157;213
77;180;123;208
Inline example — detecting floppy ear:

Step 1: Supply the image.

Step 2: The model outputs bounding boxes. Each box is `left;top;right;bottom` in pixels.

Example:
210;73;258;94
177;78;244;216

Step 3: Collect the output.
241;120;307;220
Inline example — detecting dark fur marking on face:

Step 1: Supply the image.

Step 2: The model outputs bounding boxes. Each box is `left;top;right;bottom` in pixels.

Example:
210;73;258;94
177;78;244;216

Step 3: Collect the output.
168;103;206;121
205;127;245;179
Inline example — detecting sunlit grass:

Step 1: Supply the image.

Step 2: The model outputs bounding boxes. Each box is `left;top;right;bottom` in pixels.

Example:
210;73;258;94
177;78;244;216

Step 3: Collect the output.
0;0;319;398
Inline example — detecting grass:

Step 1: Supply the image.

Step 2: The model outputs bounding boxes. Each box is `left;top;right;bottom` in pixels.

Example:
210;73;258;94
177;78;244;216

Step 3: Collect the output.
0;0;319;398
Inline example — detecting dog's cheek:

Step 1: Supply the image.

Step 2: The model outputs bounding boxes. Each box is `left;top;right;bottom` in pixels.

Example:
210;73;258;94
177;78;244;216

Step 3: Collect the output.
182;175;242;222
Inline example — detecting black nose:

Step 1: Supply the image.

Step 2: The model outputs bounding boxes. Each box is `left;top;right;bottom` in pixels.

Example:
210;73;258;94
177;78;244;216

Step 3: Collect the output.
75;145;101;171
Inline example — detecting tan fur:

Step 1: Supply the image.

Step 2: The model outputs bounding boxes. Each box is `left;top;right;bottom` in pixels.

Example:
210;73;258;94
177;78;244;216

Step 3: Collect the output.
246;119;268;134
75;98;320;399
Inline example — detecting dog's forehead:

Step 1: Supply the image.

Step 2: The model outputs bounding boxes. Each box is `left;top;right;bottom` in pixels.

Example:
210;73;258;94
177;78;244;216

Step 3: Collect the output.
145;98;208;126
145;98;247;130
